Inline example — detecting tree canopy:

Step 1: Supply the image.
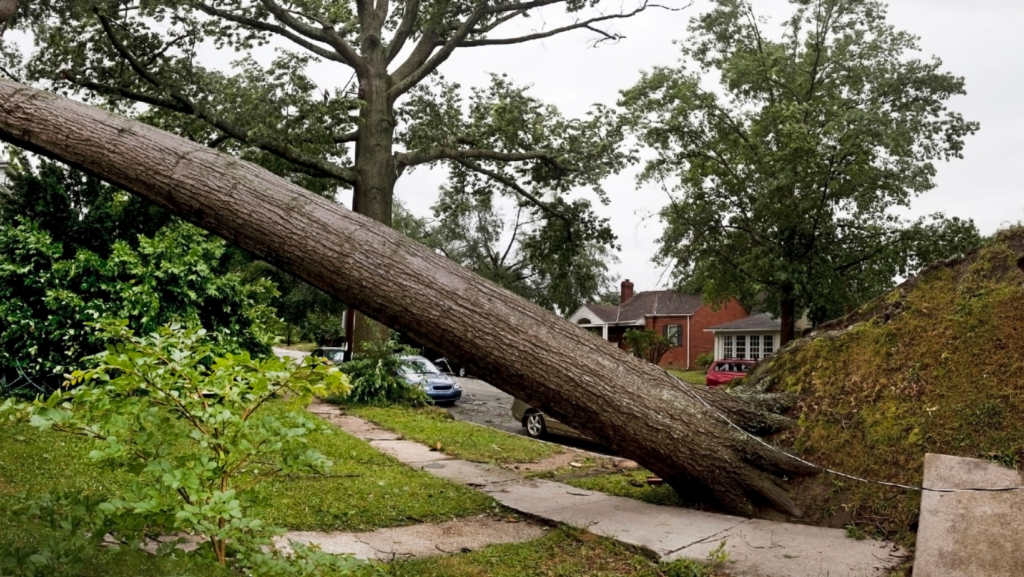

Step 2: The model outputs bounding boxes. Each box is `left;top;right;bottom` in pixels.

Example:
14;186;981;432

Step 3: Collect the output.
621;0;980;341
0;0;661;314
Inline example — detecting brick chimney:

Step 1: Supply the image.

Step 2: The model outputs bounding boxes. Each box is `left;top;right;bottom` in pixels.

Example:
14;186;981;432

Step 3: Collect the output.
620;279;634;304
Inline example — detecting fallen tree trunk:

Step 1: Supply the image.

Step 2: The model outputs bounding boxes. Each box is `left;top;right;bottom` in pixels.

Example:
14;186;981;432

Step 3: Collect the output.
0;80;814;516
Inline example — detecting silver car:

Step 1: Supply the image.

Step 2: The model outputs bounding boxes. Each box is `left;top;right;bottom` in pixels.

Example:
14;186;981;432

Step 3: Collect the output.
511;398;592;440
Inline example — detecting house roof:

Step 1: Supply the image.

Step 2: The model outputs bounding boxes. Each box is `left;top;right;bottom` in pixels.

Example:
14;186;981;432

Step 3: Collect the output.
584;304;620;324
706;313;780;332
574;291;705;326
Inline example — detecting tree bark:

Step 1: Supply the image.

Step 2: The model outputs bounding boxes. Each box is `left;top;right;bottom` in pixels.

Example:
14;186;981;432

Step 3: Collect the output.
780;287;796;346
349;69;399;353
0;80;815;516
0;0;15;25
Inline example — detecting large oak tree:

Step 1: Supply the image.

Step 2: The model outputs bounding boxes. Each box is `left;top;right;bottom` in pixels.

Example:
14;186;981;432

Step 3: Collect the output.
0;78;816;517
1;0;656;343
621;0;980;343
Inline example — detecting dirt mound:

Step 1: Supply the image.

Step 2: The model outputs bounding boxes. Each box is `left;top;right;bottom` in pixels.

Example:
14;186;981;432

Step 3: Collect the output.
738;226;1024;546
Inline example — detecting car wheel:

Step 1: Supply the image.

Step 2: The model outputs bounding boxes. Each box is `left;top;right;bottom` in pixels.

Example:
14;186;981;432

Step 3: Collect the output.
524;411;546;439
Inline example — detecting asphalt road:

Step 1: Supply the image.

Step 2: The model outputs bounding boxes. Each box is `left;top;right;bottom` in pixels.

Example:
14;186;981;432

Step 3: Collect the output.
449;377;523;435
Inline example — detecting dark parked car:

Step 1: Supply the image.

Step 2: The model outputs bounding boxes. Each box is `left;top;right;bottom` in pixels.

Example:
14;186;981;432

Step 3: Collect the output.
399;356;462;406
705;359;755;387
433;357;470;378
310;346;349;364
511;398;592;441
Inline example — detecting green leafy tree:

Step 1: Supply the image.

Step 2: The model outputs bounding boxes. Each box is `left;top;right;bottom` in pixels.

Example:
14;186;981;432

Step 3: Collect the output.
399;185;616;315
2;322;356;574
2;0;657;347
0;220;278;374
0;155;172;256
621;0;980;343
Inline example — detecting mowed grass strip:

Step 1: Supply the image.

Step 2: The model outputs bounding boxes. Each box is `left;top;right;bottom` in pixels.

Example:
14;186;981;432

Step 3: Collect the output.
0;400;495;575
386;525;726;577
348;404;563;464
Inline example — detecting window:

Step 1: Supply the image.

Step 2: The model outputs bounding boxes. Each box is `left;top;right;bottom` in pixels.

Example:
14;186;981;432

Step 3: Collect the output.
749;335;761;360
663;324;682;346
719;333;777;360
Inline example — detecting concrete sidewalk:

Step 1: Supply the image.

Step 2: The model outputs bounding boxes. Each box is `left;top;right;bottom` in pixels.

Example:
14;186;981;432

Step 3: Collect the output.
310;402;908;577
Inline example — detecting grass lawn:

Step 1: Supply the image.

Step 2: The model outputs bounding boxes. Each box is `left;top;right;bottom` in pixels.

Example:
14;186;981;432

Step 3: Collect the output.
667;369;707;386
348;404;563;464
386;525;727;577
0;400;495;575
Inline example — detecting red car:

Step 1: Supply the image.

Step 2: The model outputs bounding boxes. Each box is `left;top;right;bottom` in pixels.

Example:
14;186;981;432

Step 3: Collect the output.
705;359;755;387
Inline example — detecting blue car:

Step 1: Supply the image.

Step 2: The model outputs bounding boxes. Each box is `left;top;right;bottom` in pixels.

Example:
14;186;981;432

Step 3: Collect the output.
399;356;462;406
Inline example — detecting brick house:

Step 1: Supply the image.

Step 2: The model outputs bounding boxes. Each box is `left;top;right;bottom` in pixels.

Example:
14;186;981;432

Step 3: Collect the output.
568;280;750;369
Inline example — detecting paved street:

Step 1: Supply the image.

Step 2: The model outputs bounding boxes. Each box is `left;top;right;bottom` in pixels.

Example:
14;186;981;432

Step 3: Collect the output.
448;377;523;435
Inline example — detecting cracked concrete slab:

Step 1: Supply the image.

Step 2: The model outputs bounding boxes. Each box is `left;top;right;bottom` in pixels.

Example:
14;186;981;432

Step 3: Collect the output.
369;439;454;463
667;519;905;577
330;415;403;440
275;516;546;561
411;459;521;485
543;494;747;556
482;477;612;514
914;453;1024;577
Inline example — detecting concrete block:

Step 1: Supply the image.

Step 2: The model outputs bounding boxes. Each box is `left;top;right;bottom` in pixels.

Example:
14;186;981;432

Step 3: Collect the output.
414;459;521;486
669;519;904;577
483;478;612;514
370;439;453;464
914;453;1024;577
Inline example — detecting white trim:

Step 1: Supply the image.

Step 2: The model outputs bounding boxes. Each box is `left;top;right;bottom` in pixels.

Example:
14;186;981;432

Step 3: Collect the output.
686;316;691;369
568;305;608;326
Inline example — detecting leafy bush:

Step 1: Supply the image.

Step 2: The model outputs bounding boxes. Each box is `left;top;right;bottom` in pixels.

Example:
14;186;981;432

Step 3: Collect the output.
695;352;714;371
622;329;677;365
1;322;359;575
338;336;428;406
0;220;278;374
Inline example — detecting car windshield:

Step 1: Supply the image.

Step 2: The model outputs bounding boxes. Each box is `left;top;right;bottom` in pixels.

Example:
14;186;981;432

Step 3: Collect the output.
714;362;750;373
401;358;441;375
323;351;345;363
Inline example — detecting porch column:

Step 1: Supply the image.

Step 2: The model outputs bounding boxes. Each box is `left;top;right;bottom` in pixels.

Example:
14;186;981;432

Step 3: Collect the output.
602;325;609;340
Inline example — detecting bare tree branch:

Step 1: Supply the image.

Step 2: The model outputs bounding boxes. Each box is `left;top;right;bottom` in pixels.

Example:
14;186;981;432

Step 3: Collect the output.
459;1;676;47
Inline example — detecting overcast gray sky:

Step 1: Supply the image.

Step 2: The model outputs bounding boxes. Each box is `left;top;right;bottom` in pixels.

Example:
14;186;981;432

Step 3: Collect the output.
390;0;1024;292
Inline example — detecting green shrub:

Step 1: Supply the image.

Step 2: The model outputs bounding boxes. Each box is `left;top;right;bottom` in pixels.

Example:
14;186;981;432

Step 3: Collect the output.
622;329;677;365
695;352;714;371
1;322;361;575
338;335;428;406
0;220;278;375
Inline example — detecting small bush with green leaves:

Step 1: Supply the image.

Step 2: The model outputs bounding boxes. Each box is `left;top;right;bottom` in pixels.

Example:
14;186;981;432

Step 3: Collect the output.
622;329;677;365
695;352;714;371
0;322;363;576
337;335;428;406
